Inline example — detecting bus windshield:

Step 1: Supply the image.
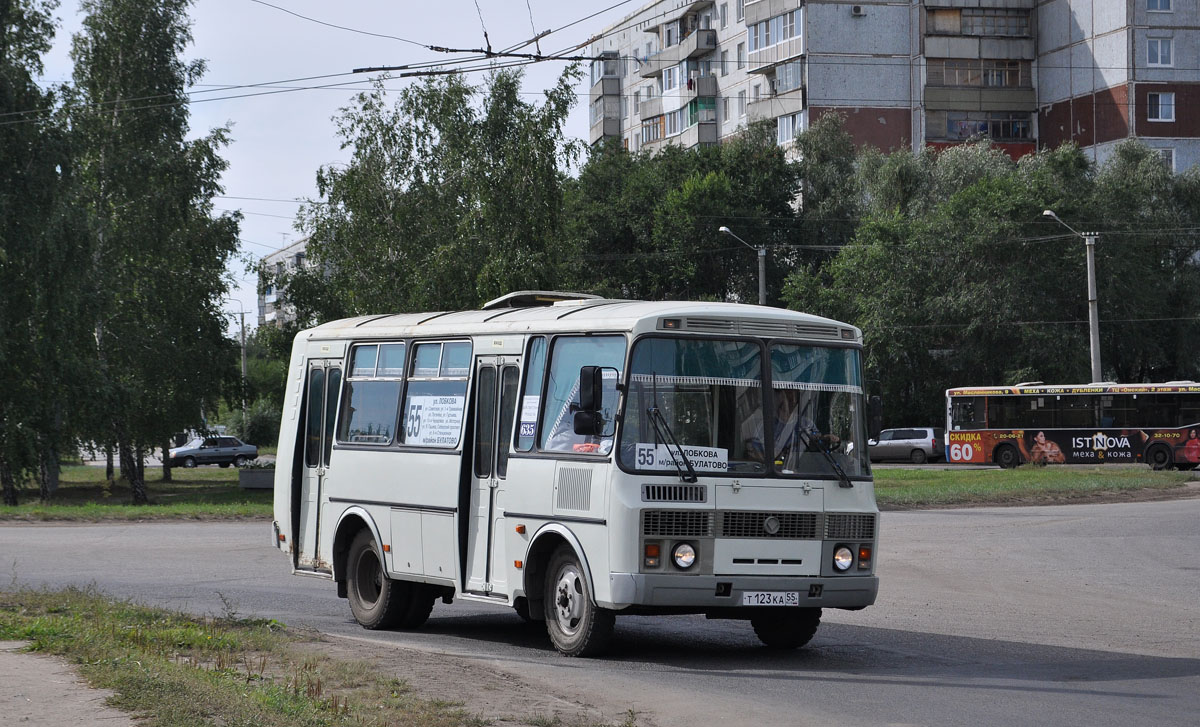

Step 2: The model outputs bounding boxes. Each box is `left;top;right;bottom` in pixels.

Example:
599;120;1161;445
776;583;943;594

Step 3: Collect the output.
618;337;869;479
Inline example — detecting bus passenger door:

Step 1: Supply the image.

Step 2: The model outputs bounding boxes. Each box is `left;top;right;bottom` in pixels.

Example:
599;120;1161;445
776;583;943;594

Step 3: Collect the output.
296;360;341;570
464;357;520;595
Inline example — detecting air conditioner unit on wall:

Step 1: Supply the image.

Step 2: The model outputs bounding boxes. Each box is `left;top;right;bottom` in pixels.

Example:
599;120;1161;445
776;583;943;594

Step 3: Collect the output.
851;5;866;16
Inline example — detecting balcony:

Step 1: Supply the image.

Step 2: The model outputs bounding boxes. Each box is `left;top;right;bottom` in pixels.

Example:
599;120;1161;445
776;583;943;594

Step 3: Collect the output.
748;36;803;74
679;120;719;147
589;117;622;145
639;96;664;119
590;77;621;97
924;86;1036;112
640;29;719;78
747;87;805;123
685;74;719;99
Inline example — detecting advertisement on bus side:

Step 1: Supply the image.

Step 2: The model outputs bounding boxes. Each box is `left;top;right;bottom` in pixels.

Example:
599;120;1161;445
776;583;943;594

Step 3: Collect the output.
947;426;1200;465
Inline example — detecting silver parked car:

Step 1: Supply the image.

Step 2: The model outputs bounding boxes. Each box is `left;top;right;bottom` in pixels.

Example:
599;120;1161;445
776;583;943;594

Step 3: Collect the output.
868;427;945;464
168;436;258;468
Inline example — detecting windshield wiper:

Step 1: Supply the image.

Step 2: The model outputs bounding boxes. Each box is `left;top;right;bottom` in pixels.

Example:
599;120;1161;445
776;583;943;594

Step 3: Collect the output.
794;426;853;489
646;373;697;483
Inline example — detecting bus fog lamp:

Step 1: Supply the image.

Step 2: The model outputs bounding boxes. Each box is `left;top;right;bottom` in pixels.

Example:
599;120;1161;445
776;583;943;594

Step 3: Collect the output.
673;543;696;569
833;546;854;571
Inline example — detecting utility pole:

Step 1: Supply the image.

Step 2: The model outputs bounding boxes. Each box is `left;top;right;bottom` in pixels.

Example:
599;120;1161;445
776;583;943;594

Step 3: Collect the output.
1043;210;1102;382
718;226;767;305
239;309;248;423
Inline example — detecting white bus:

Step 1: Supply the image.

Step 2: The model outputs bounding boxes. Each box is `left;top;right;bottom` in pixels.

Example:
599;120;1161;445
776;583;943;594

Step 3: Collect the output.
273;292;880;656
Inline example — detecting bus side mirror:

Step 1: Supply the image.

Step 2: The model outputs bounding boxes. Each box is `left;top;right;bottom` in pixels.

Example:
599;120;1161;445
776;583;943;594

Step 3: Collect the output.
574;366;618;437
578;366;603;411
868;395;883;441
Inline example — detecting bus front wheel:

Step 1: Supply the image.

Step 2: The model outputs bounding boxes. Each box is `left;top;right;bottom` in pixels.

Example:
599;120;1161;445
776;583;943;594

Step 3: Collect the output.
995;445;1020;469
346;530;407;629
751;607;822;649
1147;445;1173;471
544;545;614;657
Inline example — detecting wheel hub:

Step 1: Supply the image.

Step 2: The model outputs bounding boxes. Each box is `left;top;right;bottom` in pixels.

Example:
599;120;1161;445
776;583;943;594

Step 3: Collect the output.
553;566;584;634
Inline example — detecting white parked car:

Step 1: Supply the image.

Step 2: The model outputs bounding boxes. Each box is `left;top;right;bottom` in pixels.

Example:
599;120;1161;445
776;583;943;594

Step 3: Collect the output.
868;427;945;464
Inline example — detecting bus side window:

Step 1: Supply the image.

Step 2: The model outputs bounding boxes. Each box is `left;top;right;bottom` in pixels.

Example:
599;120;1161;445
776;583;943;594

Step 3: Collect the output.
515;337;547;452
401;341;471;448
540;335;626;453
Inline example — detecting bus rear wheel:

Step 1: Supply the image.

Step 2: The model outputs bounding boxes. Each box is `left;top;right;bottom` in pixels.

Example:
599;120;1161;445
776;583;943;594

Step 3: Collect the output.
544;545;614;657
751;608;822;649
346;530;407;629
995;445;1020;469
1147;445;1173;471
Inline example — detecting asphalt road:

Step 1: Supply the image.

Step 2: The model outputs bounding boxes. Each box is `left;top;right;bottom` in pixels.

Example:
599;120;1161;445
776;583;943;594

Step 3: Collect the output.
3;498;1198;726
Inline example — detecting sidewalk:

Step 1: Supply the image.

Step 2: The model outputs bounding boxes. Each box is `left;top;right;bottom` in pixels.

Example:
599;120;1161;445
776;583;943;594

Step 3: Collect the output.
0;641;133;725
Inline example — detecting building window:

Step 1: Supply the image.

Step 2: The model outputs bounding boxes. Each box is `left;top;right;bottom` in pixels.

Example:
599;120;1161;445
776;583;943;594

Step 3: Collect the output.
943;111;1031;141
720;3;728;28
1148;92;1175;121
663;65;678;91
738;89;747;117
1148;38;1173;66
737;0;744;22
641;116;664;143
775;61;803;93
721;50;729;76
1148;0;1172;11
776;112;804;144
753;83;761;100
723;96;730;124
960;9;1030;37
928;59;1030;88
737;42;745;68
1157;148;1176;171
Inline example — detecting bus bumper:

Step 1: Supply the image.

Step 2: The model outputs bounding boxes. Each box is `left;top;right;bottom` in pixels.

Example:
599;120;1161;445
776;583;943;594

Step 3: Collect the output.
604;573;878;611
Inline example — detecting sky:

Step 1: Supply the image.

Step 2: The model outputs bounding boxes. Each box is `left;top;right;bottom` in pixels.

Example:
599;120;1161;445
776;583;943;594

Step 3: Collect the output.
37;0;640;333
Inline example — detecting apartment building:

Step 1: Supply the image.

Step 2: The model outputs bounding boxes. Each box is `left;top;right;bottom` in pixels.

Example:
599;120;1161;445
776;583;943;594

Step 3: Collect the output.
257;237;308;328
586;0;1199;168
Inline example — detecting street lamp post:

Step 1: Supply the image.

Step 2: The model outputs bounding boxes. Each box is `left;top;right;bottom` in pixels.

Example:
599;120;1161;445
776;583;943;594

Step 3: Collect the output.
718;226;767;305
1043;210;1102;382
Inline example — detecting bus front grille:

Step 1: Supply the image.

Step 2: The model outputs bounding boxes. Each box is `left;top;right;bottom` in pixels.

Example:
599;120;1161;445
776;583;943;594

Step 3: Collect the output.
720;512;819;539
715;513;820;542
643;510;713;537
825;513;877;540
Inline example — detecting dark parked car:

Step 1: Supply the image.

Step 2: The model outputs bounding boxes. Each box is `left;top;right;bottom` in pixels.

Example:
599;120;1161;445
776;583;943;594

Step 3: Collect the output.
168;436;258;468
868;427;945;464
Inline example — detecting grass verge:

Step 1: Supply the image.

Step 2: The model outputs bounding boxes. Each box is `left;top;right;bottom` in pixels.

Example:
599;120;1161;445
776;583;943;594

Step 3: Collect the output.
0;586;491;727
0;465;272;521
874;465;1194;509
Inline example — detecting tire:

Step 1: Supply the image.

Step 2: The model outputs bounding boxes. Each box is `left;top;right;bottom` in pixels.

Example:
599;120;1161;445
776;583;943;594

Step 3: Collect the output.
346;530;408;629
219;462;230;468
544;545;614;656
182;456;197;468
910;449;928;464
995;445;1020;469
397;584;435;630
234;455;249;467
751;608;822;649
1148;445;1173;471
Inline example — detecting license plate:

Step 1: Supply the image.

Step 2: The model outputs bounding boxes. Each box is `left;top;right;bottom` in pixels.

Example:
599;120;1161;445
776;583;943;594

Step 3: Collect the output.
741;591;800;607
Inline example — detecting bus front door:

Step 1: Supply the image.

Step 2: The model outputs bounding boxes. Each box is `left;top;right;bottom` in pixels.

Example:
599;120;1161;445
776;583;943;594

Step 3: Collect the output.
464;357;520;595
297;359;341;570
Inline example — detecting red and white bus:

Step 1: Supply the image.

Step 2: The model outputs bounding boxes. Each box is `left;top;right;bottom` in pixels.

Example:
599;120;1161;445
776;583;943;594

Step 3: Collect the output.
945;382;1200;470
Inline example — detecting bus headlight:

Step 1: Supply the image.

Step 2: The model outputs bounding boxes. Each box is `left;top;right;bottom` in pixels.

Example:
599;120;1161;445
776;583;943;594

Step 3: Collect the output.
833;546;854;572
672;543;696;569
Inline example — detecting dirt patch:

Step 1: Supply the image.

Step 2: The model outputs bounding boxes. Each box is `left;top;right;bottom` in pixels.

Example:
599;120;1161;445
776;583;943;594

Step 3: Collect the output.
881;481;1200;511
0;641;133;727
291;630;641;727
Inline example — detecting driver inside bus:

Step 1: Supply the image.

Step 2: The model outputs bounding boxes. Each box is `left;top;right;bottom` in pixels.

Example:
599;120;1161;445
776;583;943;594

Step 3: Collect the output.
747;390;839;464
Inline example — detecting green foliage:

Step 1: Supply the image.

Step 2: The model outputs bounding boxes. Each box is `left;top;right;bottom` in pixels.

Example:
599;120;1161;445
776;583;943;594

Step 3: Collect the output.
66;0;242;500
277;66;582;321
227;399;281;447
786;130;1200;425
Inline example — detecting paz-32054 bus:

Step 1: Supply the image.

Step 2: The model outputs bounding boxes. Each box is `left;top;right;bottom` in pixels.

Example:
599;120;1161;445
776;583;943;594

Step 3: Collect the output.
273;292;880;656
